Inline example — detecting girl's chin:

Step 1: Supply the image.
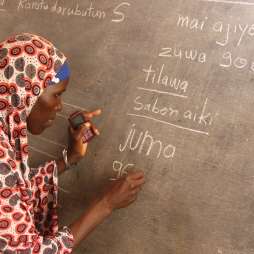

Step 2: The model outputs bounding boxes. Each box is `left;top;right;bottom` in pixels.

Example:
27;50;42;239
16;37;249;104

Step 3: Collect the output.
44;119;54;127
27;119;54;135
28;128;44;135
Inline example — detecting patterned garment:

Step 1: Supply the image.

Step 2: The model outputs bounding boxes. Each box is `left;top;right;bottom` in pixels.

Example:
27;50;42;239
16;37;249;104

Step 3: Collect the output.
0;34;74;253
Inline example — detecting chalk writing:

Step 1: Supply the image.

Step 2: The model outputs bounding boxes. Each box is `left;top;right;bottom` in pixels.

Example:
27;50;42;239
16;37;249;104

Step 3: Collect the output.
137;87;187;99
51;1;106;19
134;96;178;118
128;113;210;135
177;14;208;32
159;46;207;63
110;160;134;180
133;96;215;127
119;124;176;160
142;64;189;94
112;2;130;23
17;0;49;11
174;12;254;74
220;51;254;72
213;22;254;47
30;145;57;159
16;1;130;23
176;13;254;47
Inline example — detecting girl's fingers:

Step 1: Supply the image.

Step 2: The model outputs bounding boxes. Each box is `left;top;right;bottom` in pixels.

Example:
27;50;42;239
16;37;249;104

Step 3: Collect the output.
78;123;91;139
81;122;99;138
69;115;100;142
128;171;145;180
131;178;145;189
131;186;141;195
84;122;91;129
127;179;145;191
84;109;102;119
129;195;138;205
90;123;100;136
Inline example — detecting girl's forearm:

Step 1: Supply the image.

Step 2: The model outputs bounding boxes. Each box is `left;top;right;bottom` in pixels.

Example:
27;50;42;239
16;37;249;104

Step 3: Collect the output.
56;152;77;175
69;198;112;249
56;157;66;175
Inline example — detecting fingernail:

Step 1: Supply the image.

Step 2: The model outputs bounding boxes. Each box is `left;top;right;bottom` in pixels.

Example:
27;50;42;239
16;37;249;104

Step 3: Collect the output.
85;122;91;128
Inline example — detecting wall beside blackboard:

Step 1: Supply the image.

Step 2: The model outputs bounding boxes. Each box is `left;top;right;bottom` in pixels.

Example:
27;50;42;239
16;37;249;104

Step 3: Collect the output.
1;0;254;253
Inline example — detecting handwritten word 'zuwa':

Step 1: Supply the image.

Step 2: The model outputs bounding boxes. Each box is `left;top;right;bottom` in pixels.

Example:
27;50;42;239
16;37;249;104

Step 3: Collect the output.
159;46;207;64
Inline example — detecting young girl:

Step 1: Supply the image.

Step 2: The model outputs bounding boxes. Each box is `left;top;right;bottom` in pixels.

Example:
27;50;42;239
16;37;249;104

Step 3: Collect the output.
0;33;145;253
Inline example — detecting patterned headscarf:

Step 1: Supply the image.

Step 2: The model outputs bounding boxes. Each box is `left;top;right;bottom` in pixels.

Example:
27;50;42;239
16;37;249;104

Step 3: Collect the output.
0;33;74;253
0;33;66;185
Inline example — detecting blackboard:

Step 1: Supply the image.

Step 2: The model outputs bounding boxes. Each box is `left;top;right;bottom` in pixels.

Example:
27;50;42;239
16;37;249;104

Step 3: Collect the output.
1;0;254;253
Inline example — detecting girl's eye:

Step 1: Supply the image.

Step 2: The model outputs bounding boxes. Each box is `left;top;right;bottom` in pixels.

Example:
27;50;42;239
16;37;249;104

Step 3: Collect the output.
55;93;61;98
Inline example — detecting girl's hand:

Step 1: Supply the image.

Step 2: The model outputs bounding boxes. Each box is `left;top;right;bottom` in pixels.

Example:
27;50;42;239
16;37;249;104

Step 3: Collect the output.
101;171;145;212
67;109;101;165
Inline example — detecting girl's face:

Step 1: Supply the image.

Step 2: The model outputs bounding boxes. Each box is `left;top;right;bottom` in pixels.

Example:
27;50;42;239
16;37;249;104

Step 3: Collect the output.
26;79;69;135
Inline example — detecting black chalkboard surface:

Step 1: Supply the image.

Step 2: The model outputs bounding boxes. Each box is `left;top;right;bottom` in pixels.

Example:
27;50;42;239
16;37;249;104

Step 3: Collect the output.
1;0;254;253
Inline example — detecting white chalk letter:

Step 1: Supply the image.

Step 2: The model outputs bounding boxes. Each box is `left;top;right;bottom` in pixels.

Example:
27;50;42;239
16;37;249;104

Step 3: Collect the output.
112;2;130;23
